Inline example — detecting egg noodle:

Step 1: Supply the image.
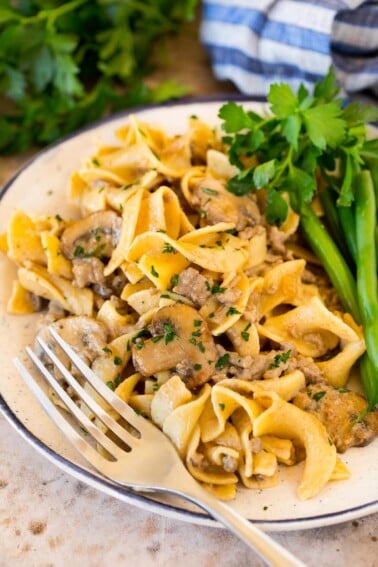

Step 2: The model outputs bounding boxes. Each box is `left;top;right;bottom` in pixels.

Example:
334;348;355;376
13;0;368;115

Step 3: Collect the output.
2;114;374;501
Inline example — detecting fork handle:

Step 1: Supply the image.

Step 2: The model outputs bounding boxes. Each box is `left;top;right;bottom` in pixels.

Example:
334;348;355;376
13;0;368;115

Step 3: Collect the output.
175;483;306;567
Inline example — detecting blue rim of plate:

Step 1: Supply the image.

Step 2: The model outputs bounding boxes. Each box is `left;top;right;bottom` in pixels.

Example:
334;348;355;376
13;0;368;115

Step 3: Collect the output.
1;95;377;530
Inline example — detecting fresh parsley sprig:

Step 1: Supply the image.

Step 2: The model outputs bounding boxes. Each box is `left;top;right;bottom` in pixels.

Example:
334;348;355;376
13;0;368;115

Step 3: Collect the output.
219;68;378;224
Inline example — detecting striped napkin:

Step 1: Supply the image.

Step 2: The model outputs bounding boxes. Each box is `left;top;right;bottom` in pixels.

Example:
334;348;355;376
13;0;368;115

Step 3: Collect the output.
200;0;378;97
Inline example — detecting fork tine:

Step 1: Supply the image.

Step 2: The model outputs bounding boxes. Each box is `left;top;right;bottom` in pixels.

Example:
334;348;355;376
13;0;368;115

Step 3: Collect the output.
37;336;140;450
25;347;126;460
14;357;116;471
49;327;152;436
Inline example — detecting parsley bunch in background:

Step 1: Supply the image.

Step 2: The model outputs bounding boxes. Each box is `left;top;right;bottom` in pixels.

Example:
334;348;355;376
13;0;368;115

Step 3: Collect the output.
0;0;198;153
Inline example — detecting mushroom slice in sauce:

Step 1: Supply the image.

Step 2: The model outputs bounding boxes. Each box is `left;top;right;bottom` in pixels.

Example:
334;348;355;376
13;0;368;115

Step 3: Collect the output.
60;211;122;260
50;315;109;362
132;304;218;390
192;177;261;230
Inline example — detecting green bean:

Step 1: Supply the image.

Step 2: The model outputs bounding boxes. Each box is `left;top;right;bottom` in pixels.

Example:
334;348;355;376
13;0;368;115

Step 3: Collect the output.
354;170;378;405
359;354;378;409
319;186;354;265
364;157;378;268
363;157;378;222
299;202;361;323
337;203;357;265
355;170;378;324
301;195;378;407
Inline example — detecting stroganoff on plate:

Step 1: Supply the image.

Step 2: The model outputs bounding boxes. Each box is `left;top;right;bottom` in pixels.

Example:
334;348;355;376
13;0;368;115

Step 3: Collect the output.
1;113;377;502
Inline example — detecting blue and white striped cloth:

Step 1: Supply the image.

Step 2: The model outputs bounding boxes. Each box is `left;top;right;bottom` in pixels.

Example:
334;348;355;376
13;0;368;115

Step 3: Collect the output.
200;0;378;97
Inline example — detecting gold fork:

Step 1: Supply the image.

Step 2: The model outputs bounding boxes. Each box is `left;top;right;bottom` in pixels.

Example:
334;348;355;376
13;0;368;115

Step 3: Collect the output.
14;327;306;567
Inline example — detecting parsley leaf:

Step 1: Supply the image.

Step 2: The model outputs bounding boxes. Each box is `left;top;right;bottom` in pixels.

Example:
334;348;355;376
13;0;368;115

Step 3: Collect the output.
218;102;257;132
265;188;289;225
302;102;346;149
253;159;276;189
268;83;298;118
215;353;230;370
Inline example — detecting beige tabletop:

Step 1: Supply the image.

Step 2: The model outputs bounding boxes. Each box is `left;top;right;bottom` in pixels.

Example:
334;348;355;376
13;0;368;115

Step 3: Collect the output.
0;16;377;567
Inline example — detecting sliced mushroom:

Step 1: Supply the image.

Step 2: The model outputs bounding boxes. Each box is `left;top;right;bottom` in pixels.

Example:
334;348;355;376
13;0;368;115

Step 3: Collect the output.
60;211;122;260
72;257;106;288
132;304;218;390
192;177;261;230
49;315;109;362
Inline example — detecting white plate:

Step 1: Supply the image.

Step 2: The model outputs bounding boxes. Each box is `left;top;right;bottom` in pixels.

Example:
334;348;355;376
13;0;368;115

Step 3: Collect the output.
1;98;377;532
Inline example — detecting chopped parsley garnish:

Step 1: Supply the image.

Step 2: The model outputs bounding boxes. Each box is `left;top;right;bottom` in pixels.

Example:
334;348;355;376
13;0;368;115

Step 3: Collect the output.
132;329;150;344
114;374;123;387
218;403;226;411
73;245;85;257
121;182;137;191
226;306;241;316
73;242;107;259
193;363;202;371
113;356;122;366
106;381;115;391
152;322;177;345
313;391;326;402
211;285;225;294
150;265;159;278
92;157;101;167
241;322;251;342
269;350;292;369
215;353;230;370
170;274;179;287
307;390;327;401
162;243;175;253
202;187;219;196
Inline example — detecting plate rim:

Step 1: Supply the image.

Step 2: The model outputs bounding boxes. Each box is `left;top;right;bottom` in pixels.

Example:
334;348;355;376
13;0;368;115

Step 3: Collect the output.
1;95;377;532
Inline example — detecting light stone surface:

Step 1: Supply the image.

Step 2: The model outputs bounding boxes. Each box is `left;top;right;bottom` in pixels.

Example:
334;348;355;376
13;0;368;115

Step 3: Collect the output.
0;13;377;567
